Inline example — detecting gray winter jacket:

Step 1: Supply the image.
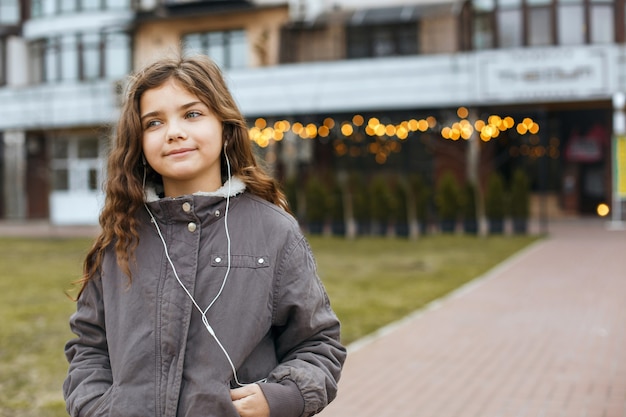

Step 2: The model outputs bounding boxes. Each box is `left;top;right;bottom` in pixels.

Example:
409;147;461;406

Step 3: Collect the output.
63;178;346;417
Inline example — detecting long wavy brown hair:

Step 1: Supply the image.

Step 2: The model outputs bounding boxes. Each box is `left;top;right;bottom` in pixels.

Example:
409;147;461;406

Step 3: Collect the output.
77;55;288;298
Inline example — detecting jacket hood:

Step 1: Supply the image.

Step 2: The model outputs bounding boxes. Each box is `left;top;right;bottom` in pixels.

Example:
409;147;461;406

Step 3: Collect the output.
144;176;246;202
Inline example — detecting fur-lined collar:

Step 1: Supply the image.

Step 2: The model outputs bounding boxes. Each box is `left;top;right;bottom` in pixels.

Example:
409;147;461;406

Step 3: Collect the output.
145;176;246;202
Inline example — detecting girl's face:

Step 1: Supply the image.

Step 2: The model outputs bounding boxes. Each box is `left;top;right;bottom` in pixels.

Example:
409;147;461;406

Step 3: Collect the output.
140;78;224;197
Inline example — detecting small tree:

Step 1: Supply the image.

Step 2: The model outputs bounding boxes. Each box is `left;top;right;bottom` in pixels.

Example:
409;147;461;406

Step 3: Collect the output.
509;168;530;234
460;182;478;235
305;177;328;234
485;172;506;234
435;171;460;233
369;175;398;236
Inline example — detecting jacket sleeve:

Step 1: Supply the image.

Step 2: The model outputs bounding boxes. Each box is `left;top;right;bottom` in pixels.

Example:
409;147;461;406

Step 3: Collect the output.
261;236;347;417
63;275;113;417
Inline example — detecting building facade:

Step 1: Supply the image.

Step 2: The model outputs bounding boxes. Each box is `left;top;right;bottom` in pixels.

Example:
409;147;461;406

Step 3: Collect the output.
0;0;624;224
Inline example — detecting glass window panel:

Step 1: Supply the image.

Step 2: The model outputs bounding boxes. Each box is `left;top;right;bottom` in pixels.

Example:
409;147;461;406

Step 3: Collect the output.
497;9;522;47
397;25;418;55
207;32;225;68
347;28;369;58
31;0;43;17
106;0;130;9
60;0;76;13
528;7;552;45
498;0;521;7
52;169;69;191
474;0;495;12
88;168;98;190
558;5;584;45
0;0;20;24
371;28;395;57
61;34;78;81
52;138;69;158
82;0;100;10
228;30;247;69
104;32;130;78
183;33;204;55
82;33;101;79
41;0;56;15
78;138;98;158
28;41;44;83
473;14;494;49
590;6;613;43
44;38;59;82
527;0;550;5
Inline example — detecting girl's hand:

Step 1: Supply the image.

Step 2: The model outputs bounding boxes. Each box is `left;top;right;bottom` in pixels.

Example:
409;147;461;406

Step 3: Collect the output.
230;384;270;417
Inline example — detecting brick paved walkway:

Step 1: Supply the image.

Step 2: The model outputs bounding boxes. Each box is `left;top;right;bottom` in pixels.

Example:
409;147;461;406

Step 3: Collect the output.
320;219;626;417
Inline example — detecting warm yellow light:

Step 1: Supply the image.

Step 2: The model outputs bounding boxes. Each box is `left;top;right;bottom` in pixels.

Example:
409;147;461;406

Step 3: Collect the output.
257;136;270;148
323;117;335;129
480;131;491;142
255;118;267;129
457;106;469;119
341;124;354;136
306;123;318;138
292;122;303;134
368;117;380;128
529;123;540;134
441;126;451;139
397;127;409;140
427;116;437;128
408;119;419;131
516;124;528;135
597;203;610;217
375;153;387;164
523;117;533;128
504;116;515;129
474;120;486;131
385;124;396;136
318;125;330;137
365;125;375;136
450;129;461;140
375;124;386;136
352;114;364;126
418;119;429;131
461;127;473;140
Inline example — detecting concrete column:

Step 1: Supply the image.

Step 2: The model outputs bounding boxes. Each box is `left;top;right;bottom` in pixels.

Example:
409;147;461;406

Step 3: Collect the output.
3;130;27;220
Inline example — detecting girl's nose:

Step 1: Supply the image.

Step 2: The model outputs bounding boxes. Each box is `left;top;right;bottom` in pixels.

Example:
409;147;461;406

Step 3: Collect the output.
166;121;187;141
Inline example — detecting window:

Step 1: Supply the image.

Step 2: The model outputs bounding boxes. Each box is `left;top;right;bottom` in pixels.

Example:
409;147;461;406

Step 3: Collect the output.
0;0;20;24
51;136;102;192
29;31;130;84
469;0;617;49
473;0;495;49
497;0;522;47
183;30;248;69
30;0;132;17
590;0;614;43
347;24;418;58
558;0;584;45
0;38;6;86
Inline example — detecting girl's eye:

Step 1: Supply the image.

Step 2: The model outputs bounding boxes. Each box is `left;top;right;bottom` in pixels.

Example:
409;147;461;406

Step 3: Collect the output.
186;111;201;119
146;120;162;128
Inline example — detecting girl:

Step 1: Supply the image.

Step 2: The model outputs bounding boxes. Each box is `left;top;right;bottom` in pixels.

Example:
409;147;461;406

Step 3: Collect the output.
63;55;346;417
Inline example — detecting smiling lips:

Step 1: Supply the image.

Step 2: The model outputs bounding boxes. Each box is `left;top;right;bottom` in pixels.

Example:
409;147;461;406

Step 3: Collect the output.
166;147;196;157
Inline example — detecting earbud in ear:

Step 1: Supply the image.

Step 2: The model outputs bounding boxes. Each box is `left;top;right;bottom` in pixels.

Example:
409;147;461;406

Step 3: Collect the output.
224;140;228;149
141;154;147;166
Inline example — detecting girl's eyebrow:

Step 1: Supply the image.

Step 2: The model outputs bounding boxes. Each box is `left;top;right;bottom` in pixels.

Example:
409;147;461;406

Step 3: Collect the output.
140;101;204;121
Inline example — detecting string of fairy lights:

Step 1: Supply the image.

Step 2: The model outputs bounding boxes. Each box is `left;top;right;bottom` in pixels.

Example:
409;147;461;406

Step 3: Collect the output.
248;106;559;164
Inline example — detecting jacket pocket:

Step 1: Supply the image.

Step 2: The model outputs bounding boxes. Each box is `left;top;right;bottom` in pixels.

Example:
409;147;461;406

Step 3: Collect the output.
210;254;270;269
87;384;118;417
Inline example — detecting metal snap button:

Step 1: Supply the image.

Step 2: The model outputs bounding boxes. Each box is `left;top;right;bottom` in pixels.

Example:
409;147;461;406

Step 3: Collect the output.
182;202;191;213
214;210;221;217
187;222;197;232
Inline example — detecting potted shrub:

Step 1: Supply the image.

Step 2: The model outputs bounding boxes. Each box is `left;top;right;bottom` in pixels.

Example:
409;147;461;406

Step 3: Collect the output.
485;172;506;234
509;168;530;234
304;176;328;234
434;171;460;233
461;182;478;235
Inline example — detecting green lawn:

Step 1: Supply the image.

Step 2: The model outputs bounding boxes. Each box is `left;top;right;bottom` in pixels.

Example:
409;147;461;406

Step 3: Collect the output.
0;234;537;417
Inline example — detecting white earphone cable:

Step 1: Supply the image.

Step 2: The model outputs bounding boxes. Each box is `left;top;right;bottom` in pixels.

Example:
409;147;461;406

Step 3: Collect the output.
142;147;261;387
